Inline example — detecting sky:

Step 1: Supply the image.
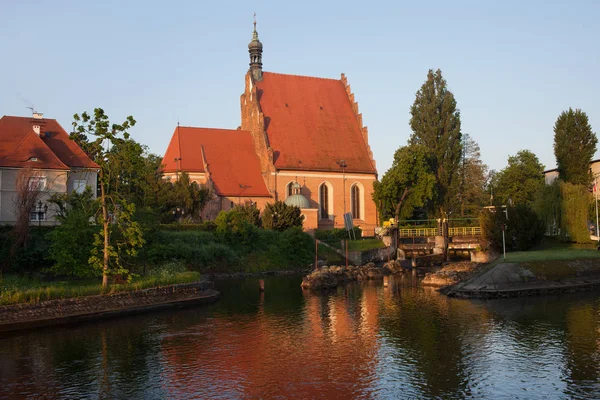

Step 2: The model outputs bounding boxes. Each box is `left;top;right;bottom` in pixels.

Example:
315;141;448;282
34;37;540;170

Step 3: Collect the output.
1;0;599;176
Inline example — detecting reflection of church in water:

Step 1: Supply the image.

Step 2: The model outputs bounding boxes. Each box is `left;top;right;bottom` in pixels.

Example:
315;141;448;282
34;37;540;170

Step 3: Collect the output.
162;20;378;233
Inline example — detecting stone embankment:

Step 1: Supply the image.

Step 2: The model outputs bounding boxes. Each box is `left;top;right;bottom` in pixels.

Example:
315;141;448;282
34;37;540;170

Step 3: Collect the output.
301;260;406;290
421;261;486;287
444;260;600;298
0;281;219;333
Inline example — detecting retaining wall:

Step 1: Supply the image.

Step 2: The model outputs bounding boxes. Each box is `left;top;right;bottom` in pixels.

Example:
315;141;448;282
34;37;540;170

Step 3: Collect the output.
0;281;218;333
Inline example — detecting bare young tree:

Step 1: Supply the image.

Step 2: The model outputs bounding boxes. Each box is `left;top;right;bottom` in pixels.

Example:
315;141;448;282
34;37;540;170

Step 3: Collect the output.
8;168;47;267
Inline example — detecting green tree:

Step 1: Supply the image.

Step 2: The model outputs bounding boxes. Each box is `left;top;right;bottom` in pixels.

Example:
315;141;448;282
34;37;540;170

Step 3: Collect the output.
372;144;436;222
72;108;144;287
46;188;98;278
554;108;597;185
158;172;211;223
480;204;545;251
493;150;545;206
261;201;303;231
454;134;488;217
409;69;462;216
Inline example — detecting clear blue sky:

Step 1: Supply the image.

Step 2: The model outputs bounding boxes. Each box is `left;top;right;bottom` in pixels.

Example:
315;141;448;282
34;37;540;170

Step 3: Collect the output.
1;0;599;175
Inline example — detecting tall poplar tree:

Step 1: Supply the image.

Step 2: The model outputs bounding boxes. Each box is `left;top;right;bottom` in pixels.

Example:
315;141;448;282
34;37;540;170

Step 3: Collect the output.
455;134;488;217
553;108;597;185
409;69;462;217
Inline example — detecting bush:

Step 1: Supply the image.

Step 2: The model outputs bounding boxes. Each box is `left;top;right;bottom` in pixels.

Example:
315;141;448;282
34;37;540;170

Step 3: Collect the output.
261;201;303;231
0;226;53;274
315;227;362;243
145;260;188;278
480;204;545;251
46;208;97;278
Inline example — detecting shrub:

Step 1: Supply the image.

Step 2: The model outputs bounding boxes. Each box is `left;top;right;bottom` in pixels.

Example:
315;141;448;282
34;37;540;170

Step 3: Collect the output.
46;208;97;278
261;201;303;231
315;227;362;243
480;204;545;251
146;260;188;279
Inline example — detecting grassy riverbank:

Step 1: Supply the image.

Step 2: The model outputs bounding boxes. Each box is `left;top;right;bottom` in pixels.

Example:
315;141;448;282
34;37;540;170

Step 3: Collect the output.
0;271;201;306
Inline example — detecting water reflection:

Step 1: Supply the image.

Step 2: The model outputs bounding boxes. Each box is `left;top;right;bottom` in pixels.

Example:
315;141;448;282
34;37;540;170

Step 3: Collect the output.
0;275;599;399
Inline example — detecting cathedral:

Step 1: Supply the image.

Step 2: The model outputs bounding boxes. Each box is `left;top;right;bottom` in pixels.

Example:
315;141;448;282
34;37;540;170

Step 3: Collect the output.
162;22;378;235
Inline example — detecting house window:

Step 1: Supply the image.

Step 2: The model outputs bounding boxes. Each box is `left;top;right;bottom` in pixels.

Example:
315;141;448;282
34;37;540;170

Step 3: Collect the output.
351;185;361;219
74;179;87;194
319;183;329;219
28;176;46;191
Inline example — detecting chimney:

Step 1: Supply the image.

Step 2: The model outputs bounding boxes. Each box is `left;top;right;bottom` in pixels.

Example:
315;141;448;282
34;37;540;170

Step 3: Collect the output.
32;112;43;135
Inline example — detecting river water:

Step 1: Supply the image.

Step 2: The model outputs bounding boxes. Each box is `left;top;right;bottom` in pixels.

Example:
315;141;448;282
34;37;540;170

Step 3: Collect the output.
1;273;599;399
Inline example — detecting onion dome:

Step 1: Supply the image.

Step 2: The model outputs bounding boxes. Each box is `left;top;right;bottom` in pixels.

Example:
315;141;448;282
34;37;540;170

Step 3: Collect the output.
284;181;310;209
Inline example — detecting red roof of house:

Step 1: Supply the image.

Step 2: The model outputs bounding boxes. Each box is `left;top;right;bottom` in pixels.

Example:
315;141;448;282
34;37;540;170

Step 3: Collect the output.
0;116;98;170
162;126;271;197
255;72;376;174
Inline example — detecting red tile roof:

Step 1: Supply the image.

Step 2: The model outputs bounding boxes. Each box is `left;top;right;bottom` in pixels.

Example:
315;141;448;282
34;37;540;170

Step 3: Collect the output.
0;116;98;170
255;72;376;174
162;126;271;197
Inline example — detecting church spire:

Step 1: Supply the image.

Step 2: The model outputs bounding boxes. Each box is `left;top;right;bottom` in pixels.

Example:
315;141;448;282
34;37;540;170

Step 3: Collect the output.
248;13;263;81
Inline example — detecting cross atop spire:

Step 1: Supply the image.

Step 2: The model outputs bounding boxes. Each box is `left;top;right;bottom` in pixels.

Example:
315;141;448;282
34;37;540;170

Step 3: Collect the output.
248;13;263;81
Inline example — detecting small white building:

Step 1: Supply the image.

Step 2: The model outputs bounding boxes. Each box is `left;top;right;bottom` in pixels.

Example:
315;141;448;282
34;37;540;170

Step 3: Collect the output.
543;159;600;185
0;114;98;225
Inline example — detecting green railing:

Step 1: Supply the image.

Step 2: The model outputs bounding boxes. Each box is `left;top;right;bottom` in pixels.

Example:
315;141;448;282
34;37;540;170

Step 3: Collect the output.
399;226;481;237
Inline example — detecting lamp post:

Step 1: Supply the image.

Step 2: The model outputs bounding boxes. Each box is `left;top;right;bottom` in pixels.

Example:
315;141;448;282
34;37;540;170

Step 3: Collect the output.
36;200;48;227
595;175;599;246
336;160;347;216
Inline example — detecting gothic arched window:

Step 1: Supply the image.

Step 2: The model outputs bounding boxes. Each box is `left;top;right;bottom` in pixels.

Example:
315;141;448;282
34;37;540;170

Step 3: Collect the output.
351;184;361;219
319;183;329;219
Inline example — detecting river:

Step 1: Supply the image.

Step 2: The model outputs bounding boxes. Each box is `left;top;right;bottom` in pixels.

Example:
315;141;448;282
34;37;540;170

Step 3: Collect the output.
1;273;599;399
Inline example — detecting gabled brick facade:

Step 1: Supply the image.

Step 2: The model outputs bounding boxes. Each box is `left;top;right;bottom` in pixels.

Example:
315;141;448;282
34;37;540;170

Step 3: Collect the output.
162;27;379;234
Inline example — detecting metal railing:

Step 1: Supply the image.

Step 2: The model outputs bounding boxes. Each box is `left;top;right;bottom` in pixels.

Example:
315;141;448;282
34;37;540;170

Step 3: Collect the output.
399;226;481;237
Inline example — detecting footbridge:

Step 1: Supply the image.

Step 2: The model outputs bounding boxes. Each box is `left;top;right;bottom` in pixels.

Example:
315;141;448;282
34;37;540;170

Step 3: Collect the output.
398;226;483;259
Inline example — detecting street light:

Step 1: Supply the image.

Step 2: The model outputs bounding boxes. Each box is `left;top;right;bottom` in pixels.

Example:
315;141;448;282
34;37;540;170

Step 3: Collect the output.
36;200;48;227
336;160;347;216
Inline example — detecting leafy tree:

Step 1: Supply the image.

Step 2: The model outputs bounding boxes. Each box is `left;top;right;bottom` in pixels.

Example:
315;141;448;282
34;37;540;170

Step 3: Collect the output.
480;204;545;251
373;144;435;222
409;69;462;216
554;108;597;185
261;201;303;231
454;134;488;217
493;150;545;207
72;108;144;287
233;202;261;227
46;189;97;278
157;172;211;223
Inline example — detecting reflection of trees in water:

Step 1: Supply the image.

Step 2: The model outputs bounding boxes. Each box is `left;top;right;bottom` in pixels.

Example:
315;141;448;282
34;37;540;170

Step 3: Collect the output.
378;275;491;399
0;317;163;398
1;277;598;398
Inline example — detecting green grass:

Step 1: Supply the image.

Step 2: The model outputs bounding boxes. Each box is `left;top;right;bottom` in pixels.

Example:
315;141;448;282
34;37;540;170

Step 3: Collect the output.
500;242;600;262
0;271;201;306
317;243;344;264
498;240;600;281
347;238;387;252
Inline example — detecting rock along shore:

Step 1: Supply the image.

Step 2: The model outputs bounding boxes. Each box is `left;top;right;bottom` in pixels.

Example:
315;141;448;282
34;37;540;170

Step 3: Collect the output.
301;260;406;290
0;280;219;333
